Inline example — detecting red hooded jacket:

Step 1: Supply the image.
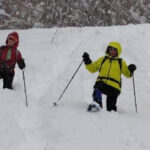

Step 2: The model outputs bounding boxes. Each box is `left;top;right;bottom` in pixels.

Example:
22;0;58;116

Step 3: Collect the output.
0;32;23;74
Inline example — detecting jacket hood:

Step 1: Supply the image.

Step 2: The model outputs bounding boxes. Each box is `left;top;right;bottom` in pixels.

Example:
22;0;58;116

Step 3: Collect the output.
6;31;19;48
106;41;122;58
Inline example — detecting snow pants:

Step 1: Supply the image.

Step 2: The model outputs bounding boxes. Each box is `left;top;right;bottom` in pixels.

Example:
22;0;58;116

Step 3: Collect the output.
93;81;120;111
0;71;14;89
3;73;14;89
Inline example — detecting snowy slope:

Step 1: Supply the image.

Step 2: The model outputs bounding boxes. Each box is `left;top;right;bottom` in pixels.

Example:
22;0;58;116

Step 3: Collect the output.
0;24;150;150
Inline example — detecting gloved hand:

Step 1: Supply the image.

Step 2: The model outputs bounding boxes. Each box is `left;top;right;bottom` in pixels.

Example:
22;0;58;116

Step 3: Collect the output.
18;59;26;70
82;52;92;65
128;64;136;75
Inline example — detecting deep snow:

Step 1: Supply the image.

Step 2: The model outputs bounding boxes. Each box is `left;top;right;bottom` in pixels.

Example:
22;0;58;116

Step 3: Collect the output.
0;24;150;150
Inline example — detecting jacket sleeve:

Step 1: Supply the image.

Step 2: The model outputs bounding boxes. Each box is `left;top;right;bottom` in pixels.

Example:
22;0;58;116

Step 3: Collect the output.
85;57;104;73
16;50;23;63
121;59;132;78
16;50;26;69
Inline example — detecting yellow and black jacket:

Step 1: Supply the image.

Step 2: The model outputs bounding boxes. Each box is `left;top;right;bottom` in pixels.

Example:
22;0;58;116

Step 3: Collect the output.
85;41;131;91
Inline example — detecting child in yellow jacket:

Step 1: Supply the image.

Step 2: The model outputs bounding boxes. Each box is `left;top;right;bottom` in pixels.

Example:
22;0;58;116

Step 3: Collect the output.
82;41;136;112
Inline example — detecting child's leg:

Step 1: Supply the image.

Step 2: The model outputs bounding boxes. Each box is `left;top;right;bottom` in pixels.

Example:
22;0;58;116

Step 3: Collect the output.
92;88;103;108
106;95;118;111
3;73;14;89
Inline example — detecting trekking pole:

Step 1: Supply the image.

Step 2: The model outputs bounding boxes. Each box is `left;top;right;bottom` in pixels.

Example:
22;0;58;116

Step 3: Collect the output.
132;74;137;113
53;60;84;106
22;70;28;107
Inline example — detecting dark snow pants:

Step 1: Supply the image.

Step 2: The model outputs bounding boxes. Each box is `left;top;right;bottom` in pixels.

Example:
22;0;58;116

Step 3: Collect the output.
93;81;120;111
0;71;14;90
3;73;14;89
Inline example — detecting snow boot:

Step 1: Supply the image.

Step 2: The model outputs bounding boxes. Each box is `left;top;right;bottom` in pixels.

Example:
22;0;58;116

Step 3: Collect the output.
87;104;100;112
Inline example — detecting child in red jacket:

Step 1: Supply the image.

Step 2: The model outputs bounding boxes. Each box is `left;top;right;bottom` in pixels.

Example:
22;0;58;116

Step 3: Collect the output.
0;31;25;89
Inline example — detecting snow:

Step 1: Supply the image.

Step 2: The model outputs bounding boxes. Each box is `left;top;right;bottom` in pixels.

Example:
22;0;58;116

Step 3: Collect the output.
0;24;150;150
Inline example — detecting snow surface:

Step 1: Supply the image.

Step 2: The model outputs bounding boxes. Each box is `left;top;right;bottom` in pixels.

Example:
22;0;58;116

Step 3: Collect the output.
0;24;150;150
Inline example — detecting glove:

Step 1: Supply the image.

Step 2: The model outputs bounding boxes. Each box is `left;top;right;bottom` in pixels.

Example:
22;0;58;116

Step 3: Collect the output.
18;59;26;70
82;52;92;65
128;64;136;75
